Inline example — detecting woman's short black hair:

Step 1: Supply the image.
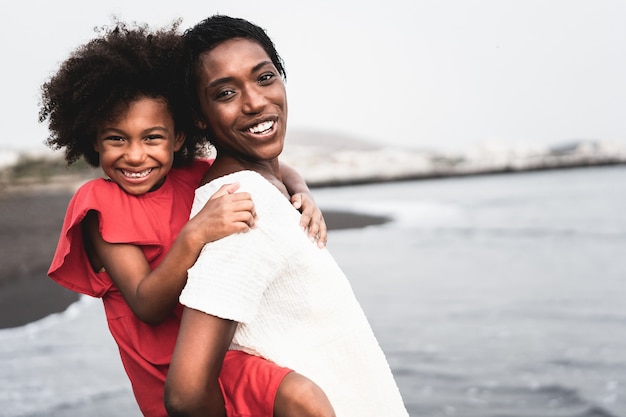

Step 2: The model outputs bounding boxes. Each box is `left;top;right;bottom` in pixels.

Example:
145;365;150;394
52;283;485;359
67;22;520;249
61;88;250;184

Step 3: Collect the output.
39;20;203;167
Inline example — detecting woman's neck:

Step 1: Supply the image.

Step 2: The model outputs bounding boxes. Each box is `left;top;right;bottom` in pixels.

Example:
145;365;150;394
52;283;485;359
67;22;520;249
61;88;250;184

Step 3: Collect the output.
201;155;285;195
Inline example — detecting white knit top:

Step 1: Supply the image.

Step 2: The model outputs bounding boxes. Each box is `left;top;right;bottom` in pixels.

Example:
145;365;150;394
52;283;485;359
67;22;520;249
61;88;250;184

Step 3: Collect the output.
181;170;408;416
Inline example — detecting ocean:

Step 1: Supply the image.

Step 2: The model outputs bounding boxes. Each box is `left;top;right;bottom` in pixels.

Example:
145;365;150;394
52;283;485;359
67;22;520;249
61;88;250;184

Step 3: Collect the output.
1;165;625;417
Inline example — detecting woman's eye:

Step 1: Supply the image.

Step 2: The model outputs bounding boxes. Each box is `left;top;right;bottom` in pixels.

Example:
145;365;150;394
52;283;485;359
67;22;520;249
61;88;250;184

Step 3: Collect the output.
216;89;235;100
259;73;275;84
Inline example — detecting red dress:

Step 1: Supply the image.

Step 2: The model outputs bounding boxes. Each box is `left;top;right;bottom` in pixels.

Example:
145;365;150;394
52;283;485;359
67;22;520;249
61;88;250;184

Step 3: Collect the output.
48;159;290;417
48;160;210;416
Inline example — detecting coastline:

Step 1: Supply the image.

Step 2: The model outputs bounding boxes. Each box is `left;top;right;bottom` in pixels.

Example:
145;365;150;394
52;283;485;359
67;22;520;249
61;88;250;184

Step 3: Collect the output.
306;159;626;188
0;186;390;329
279;136;626;188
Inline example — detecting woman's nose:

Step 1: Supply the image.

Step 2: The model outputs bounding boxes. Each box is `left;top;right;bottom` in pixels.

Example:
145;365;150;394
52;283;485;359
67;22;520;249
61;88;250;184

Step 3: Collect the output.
241;86;267;114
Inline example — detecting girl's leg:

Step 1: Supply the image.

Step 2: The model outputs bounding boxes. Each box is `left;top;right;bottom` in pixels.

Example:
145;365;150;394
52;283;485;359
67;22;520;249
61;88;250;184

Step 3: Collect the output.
274;372;336;417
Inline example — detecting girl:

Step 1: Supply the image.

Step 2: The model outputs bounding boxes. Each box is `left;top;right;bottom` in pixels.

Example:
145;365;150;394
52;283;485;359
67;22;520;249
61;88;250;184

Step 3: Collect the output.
165;14;409;417
40;21;328;417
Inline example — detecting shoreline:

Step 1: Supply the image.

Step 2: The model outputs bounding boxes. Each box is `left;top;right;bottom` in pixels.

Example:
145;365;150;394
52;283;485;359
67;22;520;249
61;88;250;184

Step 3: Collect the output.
0;187;390;330
3;161;624;329
303;158;626;188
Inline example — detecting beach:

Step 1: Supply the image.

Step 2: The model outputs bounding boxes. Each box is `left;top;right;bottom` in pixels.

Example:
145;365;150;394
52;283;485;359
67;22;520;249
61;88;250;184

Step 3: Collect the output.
0;185;390;330
2;165;626;417
0;188;80;329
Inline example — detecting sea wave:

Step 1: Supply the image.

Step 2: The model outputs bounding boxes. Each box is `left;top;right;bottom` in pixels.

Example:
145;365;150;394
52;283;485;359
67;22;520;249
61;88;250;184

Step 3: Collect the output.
402;378;621;417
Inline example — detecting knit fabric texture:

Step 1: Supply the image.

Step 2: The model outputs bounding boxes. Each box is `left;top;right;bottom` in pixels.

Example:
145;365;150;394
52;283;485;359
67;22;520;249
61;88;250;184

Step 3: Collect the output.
181;170;408;416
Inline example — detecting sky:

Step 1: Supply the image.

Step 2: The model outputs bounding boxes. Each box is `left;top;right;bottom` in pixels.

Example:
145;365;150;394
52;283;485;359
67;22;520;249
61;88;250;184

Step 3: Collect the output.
2;0;625;155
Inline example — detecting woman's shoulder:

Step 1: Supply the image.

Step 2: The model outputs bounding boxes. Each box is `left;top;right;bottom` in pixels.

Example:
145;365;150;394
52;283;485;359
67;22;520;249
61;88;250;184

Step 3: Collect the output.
197;170;279;201
192;170;282;219
200;170;272;191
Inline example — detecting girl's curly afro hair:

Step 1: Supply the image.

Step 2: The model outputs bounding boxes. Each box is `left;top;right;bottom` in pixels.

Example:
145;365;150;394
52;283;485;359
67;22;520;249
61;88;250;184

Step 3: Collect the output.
39;20;204;167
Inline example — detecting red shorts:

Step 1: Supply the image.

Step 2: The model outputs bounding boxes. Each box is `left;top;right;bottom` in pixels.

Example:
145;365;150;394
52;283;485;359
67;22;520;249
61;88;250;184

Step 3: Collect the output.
219;350;293;417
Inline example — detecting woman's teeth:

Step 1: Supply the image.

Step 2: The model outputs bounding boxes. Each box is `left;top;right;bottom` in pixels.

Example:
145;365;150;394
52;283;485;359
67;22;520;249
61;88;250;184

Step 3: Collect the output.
248;120;274;134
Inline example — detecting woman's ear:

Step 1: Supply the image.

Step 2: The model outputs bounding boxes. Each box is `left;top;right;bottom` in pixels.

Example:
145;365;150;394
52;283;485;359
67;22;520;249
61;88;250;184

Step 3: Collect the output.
195;120;207;130
194;113;208;130
173;132;186;151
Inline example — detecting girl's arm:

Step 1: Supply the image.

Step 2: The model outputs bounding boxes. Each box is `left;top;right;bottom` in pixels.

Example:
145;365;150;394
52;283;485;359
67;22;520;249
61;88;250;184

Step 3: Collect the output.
82;183;255;325
164;308;236;417
279;163;328;248
82;166;322;325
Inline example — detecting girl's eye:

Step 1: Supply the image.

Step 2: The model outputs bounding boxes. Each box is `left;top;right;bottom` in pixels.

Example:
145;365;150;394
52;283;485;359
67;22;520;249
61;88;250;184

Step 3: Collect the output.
145;134;164;141
104;135;124;142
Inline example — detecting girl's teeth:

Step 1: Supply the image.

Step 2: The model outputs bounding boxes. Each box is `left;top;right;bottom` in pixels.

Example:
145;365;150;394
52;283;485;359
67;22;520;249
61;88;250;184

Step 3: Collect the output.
123;169;152;178
249;121;273;134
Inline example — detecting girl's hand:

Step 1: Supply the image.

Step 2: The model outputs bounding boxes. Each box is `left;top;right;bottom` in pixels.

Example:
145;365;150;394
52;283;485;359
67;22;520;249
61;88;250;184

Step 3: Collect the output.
190;182;256;245
291;193;327;248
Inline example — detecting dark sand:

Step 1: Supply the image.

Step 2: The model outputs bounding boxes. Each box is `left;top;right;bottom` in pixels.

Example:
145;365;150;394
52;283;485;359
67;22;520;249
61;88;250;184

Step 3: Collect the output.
0;187;390;329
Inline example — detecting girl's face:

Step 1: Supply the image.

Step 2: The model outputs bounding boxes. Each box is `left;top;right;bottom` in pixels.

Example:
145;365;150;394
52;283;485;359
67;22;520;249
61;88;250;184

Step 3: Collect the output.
94;97;184;195
195;38;287;163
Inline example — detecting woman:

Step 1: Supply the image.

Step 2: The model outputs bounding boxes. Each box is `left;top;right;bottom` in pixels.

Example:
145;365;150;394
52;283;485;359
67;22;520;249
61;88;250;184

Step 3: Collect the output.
165;15;409;417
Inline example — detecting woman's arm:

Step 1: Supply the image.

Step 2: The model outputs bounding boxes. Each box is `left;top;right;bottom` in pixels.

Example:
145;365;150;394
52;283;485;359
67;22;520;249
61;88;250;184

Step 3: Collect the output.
82;183;256;325
164;308;237;417
279;163;327;248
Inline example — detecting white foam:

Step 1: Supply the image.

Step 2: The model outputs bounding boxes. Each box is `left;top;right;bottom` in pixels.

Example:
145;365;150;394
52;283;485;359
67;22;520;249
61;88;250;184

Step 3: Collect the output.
0;295;133;416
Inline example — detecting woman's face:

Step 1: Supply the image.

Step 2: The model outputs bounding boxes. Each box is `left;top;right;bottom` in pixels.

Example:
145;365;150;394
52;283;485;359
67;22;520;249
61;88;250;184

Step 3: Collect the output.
194;38;287;162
